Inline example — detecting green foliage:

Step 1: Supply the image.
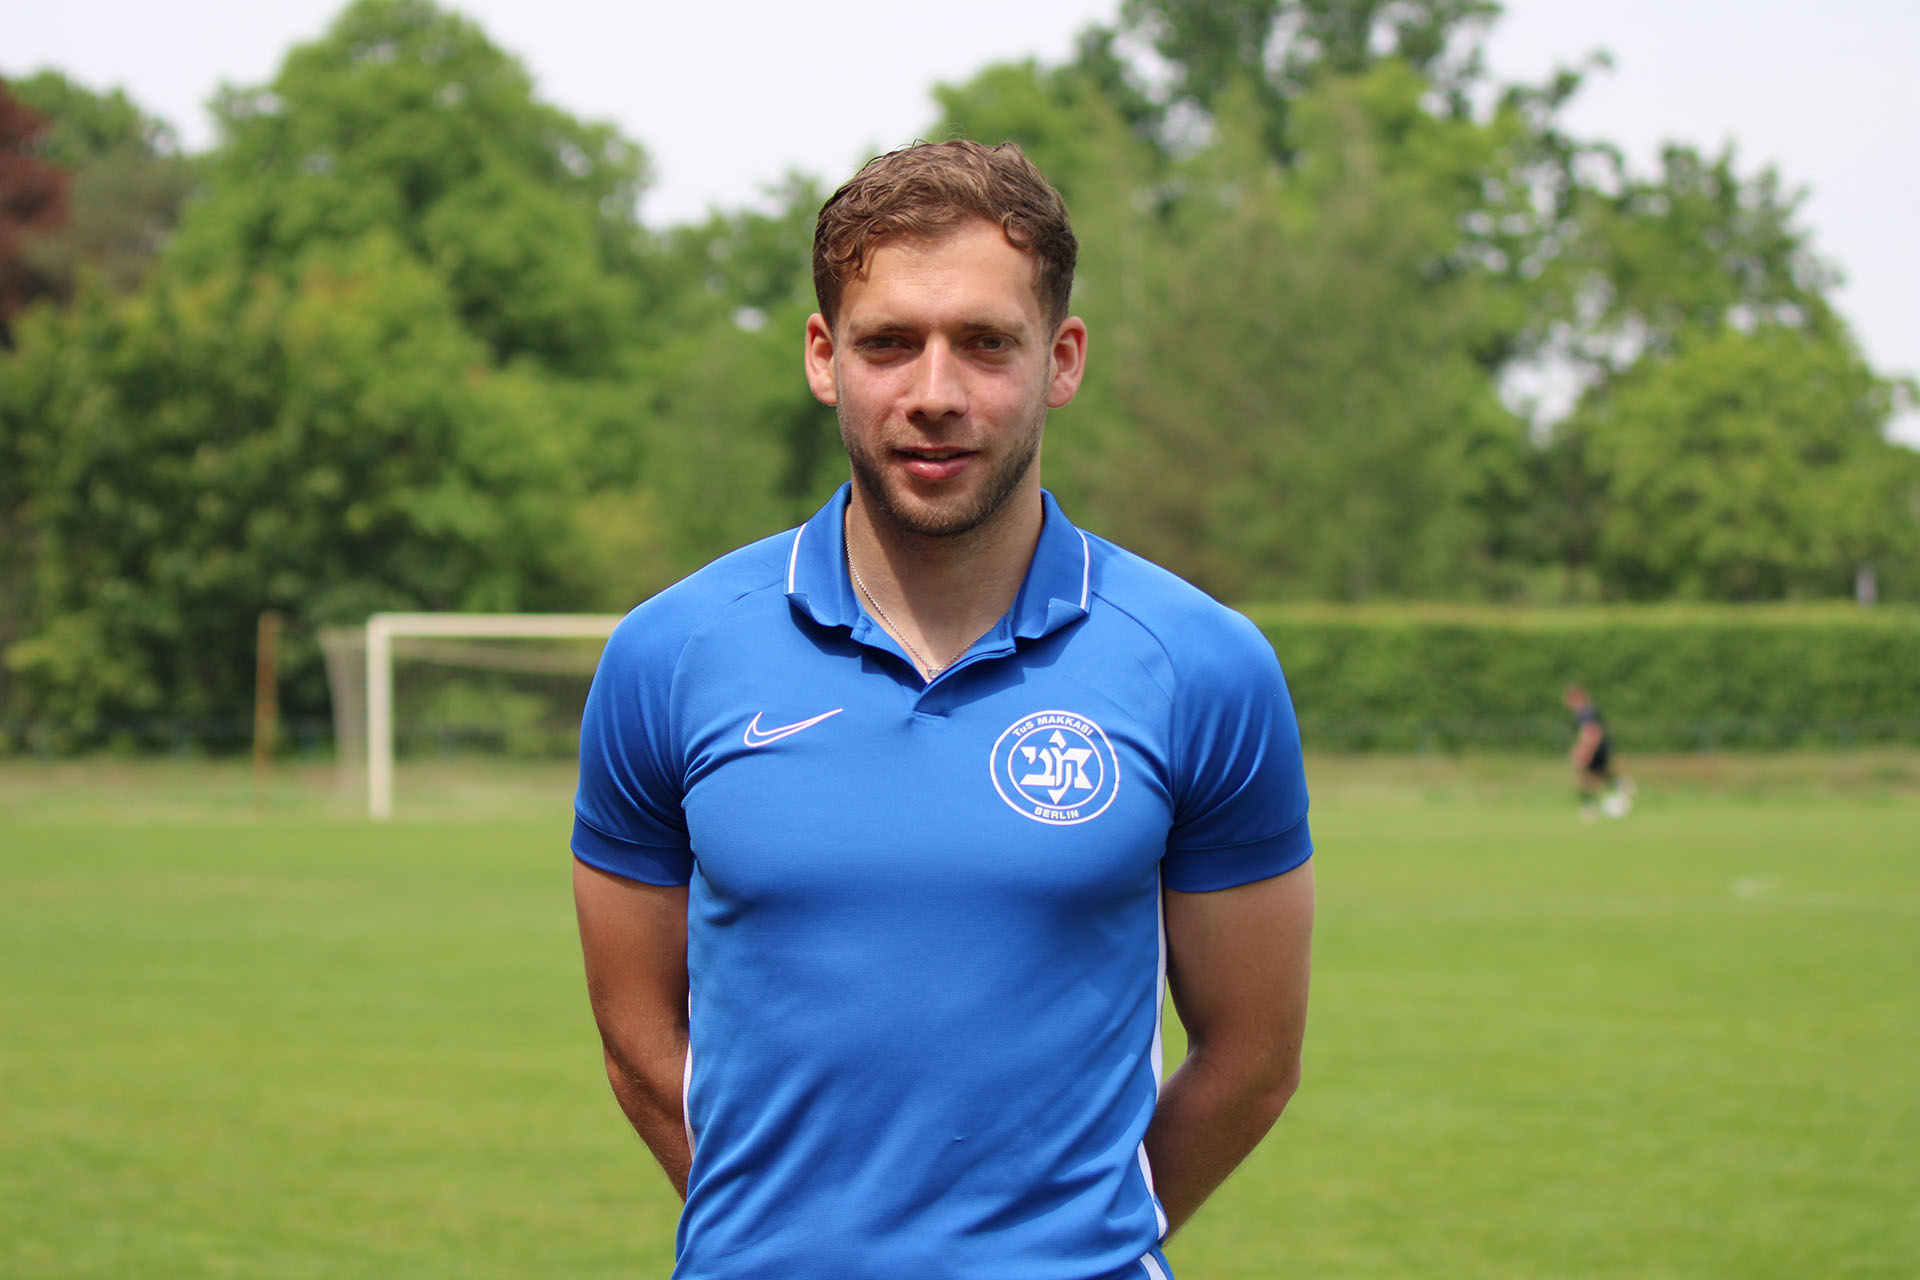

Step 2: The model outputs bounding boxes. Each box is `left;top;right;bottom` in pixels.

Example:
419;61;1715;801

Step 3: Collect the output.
1570;144;1841;368
4;70;199;304
653;174;826;324
5;0;1918;748
1249;602;1920;750
0;237;587;744
1577;326;1920;599
3;69;180;163
169;0;648;376
610;297;841;587
1116;0;1502;156
0;1;681;744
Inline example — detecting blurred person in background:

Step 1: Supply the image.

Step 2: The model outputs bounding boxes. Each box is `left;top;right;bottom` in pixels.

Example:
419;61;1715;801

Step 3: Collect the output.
1565;684;1634;821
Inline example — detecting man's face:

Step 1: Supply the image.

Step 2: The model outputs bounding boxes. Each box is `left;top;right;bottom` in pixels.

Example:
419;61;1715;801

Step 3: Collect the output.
804;219;1086;542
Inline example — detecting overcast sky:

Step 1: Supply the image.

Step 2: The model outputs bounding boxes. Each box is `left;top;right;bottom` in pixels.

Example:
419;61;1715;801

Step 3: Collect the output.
8;0;1916;441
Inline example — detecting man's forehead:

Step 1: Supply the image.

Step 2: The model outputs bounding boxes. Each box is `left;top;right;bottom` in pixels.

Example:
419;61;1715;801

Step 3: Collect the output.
841;221;1046;318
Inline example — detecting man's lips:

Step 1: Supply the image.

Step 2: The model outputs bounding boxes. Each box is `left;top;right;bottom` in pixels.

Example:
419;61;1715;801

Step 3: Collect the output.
896;447;976;481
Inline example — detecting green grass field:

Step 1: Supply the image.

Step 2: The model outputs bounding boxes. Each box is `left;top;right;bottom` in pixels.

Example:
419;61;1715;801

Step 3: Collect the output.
3;754;1916;1278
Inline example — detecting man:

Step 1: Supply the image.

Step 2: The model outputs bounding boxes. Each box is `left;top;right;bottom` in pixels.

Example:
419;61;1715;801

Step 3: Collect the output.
572;140;1314;1280
1564;684;1633;820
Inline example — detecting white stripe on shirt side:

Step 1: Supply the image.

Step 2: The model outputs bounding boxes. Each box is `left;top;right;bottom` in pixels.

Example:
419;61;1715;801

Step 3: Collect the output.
1078;530;1091;609
1139;1253;1170;1280
1151;887;1167;1085
786;525;805;593
682;991;697;1159
1137;883;1170;1240
1136;1144;1166;1240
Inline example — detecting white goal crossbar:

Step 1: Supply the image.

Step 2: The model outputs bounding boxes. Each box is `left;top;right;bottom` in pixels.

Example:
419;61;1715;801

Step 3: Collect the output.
363;612;621;819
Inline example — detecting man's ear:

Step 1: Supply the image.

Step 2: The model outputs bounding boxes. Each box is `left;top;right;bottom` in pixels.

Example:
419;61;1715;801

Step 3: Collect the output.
804;313;838;406
1046;316;1088;409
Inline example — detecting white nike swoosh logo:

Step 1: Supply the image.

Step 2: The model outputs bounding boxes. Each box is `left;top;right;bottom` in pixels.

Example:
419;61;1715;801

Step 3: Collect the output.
742;708;844;748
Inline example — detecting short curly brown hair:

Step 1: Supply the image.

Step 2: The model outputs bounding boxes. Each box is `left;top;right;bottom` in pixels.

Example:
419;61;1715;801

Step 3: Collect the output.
812;140;1077;332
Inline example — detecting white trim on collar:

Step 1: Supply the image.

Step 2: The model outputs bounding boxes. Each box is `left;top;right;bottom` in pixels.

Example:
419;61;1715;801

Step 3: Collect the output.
1078;530;1091;611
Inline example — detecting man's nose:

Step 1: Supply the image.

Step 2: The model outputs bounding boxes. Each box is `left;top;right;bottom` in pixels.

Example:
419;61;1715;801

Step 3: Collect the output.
905;342;966;421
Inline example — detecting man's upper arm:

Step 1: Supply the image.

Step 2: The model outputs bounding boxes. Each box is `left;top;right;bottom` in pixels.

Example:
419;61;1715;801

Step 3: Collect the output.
573;859;690;1054
1163;863;1314;1071
573;859;694;1195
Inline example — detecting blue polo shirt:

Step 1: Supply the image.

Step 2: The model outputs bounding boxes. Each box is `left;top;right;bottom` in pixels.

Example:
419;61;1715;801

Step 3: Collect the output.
573;485;1311;1280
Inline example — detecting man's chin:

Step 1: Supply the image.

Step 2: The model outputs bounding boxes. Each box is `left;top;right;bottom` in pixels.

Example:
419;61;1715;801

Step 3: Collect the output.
877;495;989;539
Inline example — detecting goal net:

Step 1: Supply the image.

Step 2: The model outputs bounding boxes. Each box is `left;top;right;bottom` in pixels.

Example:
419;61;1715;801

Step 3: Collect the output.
320;613;622;818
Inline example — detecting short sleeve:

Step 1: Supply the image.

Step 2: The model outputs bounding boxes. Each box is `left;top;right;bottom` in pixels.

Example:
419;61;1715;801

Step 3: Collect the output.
572;607;695;886
1162;612;1312;893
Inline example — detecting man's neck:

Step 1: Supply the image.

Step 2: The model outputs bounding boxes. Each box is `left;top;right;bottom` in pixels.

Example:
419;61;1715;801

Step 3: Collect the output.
843;490;1043;676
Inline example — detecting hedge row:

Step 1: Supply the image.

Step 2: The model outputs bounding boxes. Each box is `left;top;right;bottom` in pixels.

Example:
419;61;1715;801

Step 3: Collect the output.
1245;603;1920;752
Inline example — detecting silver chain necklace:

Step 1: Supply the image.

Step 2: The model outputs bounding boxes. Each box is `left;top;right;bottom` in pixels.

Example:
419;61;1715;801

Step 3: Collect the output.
846;546;966;680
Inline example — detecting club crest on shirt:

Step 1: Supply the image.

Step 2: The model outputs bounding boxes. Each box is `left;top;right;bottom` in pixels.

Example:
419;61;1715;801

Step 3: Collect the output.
990;710;1120;826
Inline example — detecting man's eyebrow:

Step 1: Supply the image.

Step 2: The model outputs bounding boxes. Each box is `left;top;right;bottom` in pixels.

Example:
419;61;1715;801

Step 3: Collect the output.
955;316;1025;334
846;316;911;337
847;314;1026;341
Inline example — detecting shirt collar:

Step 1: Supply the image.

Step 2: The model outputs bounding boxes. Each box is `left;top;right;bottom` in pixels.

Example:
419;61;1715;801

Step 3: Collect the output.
786;483;1091;643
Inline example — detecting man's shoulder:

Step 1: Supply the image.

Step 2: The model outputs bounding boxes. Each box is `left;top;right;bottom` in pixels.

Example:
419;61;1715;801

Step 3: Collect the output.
1081;532;1279;678
602;527;798;665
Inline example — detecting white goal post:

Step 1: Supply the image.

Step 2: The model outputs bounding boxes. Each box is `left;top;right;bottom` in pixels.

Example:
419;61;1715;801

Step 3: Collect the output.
358;612;622;819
